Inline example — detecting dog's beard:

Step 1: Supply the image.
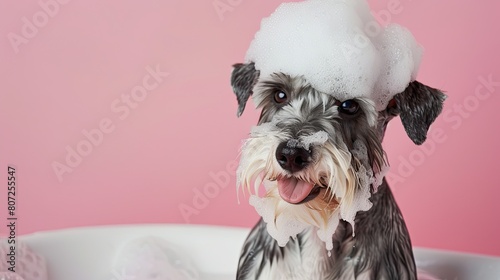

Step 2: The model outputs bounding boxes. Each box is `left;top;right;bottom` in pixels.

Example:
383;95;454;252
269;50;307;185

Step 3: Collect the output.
237;122;388;253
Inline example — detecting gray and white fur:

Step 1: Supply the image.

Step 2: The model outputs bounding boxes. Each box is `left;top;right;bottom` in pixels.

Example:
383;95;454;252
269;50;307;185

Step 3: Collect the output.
230;62;446;280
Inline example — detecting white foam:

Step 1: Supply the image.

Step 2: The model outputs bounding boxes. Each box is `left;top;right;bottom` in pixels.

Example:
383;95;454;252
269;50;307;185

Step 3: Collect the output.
245;0;422;111
300;131;329;150
250;193;309;247
351;139;389;193
373;161;390;192
338;140;374;232
316;210;340;254
111;237;200;280
0;242;47;280
247;139;388;251
339;162;372;231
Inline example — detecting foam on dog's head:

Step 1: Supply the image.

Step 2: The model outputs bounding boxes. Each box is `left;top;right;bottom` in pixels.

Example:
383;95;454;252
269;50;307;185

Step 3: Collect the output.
245;0;422;111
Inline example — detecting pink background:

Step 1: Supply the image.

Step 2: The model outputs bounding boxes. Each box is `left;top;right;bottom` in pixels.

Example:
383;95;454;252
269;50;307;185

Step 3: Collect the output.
1;0;499;256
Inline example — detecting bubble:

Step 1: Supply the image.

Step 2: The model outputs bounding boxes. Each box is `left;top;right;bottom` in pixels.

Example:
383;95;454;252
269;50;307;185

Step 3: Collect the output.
245;0;422;110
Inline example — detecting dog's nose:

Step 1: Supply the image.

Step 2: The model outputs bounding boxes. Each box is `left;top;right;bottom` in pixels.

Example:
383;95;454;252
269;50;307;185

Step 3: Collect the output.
275;142;312;173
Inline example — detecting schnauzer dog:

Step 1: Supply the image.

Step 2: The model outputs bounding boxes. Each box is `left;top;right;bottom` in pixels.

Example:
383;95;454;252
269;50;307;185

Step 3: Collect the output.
230;62;445;279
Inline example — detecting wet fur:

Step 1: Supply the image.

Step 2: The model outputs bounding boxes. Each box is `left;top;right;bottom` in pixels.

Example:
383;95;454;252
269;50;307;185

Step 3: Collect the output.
230;63;445;280
238;180;413;280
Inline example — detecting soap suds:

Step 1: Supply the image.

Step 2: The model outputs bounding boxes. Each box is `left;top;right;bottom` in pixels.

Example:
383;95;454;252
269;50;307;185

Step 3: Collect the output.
241;0;412;251
111;237;200;280
300;131;329;151
0;242;47;280
245;0;422;110
246;139;386;251
249;181;339;251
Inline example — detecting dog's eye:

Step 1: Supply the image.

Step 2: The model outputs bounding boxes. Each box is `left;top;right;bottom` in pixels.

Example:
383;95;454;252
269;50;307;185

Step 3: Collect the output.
274;91;288;104
337;100;359;115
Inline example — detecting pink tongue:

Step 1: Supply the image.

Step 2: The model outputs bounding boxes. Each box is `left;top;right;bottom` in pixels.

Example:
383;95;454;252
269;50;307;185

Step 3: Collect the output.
277;177;315;204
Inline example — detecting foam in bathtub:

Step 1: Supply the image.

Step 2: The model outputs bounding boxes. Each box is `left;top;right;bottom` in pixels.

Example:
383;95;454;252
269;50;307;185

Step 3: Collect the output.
110;237;200;280
0;272;25;280
0;242;47;280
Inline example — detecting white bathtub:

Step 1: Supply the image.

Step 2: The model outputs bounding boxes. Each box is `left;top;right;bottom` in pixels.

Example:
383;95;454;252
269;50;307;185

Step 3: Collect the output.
17;224;500;280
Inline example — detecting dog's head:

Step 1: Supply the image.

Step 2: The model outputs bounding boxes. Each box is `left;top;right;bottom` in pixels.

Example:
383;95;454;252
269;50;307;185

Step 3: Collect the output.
230;62;445;246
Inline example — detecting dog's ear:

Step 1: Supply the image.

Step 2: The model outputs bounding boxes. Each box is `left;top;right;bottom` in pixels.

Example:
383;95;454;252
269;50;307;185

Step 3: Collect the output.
387;81;446;145
230;62;260;117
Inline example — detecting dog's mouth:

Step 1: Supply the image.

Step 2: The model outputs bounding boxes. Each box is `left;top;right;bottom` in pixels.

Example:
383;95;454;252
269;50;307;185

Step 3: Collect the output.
276;177;322;204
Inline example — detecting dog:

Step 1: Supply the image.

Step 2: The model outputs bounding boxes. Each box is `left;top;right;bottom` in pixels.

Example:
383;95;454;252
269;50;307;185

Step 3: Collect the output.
229;61;445;280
